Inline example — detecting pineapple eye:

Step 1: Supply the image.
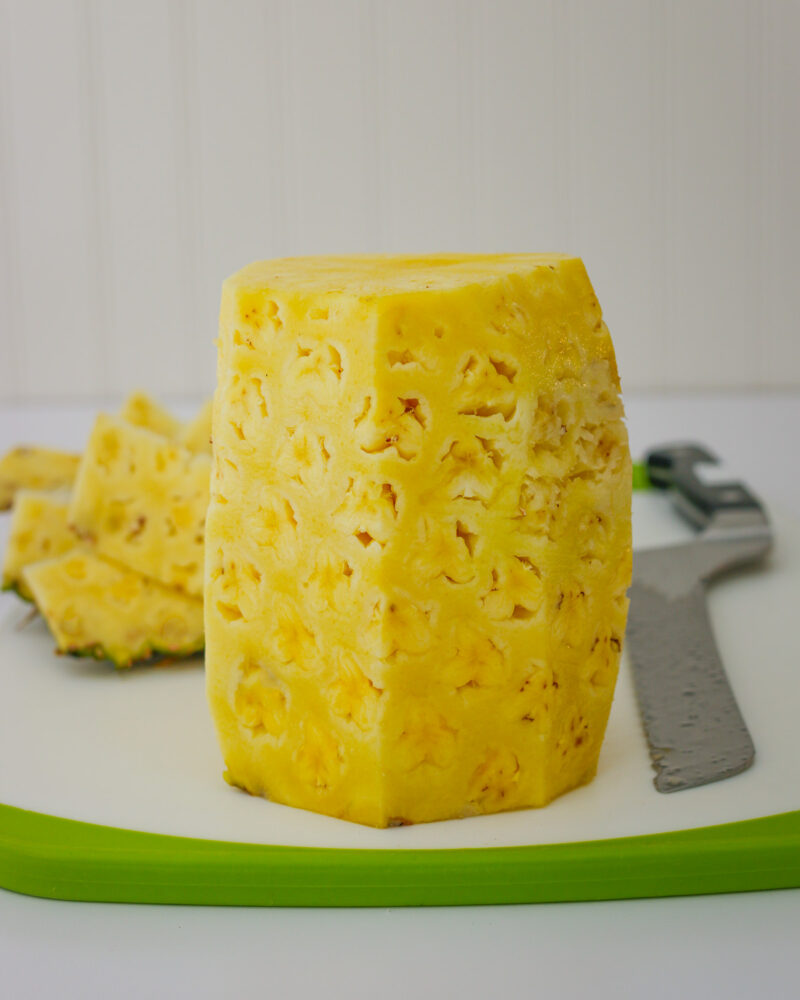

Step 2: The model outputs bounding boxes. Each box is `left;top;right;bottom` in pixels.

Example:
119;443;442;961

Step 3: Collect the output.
488;357;518;382
380;483;398;516
387;348;418;367
217;601;243;623
458;399;517;422
455;520;477;557
327;345;343;378
353;396;372;428
283;499;297;529
399;397;426;428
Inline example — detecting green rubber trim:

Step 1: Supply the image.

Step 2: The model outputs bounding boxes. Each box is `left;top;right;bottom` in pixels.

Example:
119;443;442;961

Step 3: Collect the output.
1;804;798;907
632;461;651;491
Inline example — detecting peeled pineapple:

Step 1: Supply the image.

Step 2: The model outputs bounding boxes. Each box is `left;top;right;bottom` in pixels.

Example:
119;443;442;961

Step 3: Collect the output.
69;415;210;597
1;489;75;600
206;254;632;827
0;447;81;510
23;551;204;668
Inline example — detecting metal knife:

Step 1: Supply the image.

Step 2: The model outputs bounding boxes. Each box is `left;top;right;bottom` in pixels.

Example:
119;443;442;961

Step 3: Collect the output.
627;443;772;793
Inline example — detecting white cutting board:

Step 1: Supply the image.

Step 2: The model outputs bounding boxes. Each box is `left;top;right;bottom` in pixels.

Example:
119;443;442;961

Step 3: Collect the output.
1;491;798;850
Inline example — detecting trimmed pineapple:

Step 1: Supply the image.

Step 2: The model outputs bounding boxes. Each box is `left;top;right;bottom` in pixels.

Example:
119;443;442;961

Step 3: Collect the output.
206;254;632;827
0;447;81;510
1;489;76;600
69;415;210;597
179;398;213;455
119;390;183;440
23;551;204;668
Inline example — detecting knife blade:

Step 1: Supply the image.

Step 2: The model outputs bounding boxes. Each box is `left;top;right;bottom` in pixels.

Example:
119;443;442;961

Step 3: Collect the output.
627;444;771;792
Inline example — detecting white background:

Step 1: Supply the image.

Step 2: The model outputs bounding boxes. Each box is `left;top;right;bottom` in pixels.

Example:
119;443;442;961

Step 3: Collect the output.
2;3;799;996
1;0;799;403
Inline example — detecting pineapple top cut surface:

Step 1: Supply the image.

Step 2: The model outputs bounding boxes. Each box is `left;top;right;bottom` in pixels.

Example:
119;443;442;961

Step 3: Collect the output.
207;253;632;828
231;254;574;297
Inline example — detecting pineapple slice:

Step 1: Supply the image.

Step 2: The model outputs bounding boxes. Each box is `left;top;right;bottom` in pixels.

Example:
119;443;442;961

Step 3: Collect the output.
206;254;632;827
69;415;210;597
1;489;76;600
0;447;81;510
23;551;203;668
179;398;213;455
119;390;183;440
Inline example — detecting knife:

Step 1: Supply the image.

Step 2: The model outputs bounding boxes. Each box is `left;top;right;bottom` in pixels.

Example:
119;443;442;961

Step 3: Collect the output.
627;443;772;793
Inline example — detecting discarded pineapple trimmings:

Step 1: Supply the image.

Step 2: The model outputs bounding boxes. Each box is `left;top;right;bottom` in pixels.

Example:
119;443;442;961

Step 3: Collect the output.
1;490;75;601
23;551;204;668
206;254;632;827
0;447;81;510
119;390;183;441
69;415;211;597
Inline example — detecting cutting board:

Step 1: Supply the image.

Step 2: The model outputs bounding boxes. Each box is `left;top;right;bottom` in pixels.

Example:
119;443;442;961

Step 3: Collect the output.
1;491;799;906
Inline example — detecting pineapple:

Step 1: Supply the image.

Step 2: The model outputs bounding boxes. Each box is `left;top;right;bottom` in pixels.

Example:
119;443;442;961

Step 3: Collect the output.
1;489;76;600
0;447;81;510
119;391;213;456
23;551;203;668
119;390;183;440
69;415;210;597
1;395;214;667
206;254;631;827
179;398;213;455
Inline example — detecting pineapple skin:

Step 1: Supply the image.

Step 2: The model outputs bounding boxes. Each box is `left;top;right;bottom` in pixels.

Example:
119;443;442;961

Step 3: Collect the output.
69;415;210;597
23;551;204;668
0;447;81;510
1;489;76;601
206;255;631;827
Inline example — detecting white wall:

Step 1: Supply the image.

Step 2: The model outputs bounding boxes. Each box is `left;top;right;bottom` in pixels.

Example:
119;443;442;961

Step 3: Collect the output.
0;0;798;402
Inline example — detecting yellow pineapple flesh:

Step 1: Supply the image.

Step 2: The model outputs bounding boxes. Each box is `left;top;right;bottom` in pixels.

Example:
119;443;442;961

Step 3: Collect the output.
23;551;204;668
69;415;210;597
206;254;632;827
0;447;81;510
118;390;184;440
119;391;213;455
2;489;76;601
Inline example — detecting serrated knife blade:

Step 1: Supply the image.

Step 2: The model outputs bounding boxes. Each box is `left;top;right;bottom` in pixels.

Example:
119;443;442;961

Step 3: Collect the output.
628;444;771;793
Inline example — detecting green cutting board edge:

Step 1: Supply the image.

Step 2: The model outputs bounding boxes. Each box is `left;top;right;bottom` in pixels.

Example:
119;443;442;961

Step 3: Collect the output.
2;803;799;906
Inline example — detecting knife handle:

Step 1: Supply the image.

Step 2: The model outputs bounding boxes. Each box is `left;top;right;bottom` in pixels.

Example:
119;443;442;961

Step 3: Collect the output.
645;443;764;530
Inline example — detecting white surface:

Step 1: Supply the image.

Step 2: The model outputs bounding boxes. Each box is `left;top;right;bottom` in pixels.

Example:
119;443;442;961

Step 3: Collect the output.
2;491;798;849
1;0;800;401
1;393;799;999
